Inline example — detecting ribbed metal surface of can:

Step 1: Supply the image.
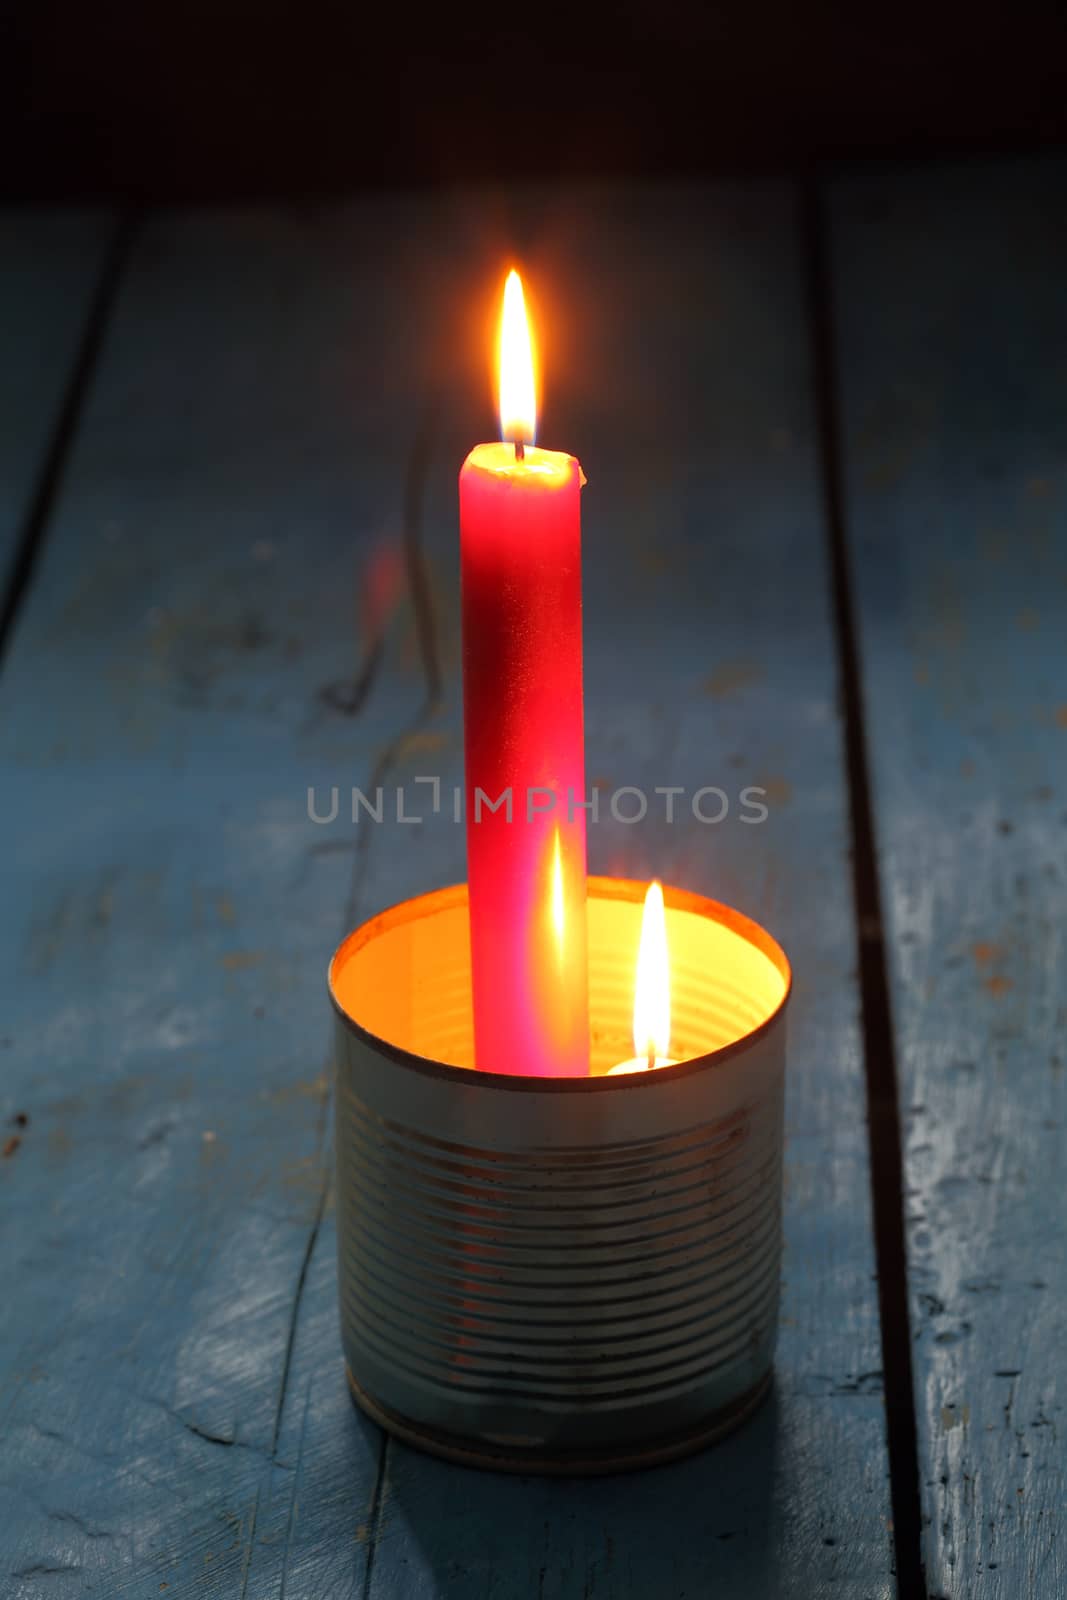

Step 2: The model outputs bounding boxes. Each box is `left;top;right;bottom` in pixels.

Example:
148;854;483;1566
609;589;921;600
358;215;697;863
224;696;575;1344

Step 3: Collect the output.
330;877;790;1473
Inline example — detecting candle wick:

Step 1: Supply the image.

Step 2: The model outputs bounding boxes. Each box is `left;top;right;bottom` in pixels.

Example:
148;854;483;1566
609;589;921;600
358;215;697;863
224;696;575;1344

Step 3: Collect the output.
647;1042;655;1071
514;438;525;462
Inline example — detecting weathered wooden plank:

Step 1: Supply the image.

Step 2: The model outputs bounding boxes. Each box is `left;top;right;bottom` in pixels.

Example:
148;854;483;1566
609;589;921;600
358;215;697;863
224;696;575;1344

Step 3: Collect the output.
267;183;896;1599
0;189;893;1599
830;157;1067;1599
0;204;444;1599
0;211;114;600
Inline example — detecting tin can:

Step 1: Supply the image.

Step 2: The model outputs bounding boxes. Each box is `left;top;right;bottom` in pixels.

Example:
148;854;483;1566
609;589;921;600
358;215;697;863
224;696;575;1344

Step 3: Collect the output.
329;876;790;1473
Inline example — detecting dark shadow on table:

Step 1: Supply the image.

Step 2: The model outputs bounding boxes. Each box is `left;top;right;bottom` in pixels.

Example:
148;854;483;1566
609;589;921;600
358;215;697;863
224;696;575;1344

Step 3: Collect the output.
360;1380;784;1599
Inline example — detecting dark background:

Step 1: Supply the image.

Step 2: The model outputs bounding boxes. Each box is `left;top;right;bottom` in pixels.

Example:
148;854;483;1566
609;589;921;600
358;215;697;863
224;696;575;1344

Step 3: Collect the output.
4;1;1067;201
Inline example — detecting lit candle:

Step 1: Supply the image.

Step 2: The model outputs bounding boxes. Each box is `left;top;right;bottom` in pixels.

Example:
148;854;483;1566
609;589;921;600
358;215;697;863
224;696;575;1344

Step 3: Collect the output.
460;271;590;1077
609;881;679;1074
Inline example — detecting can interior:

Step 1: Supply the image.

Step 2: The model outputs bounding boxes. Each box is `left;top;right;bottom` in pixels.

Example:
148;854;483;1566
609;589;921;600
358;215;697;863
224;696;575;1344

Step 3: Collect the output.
330;877;788;1078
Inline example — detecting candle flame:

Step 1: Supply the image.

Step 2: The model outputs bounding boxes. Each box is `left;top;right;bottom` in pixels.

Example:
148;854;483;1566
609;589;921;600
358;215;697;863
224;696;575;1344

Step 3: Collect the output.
498;269;536;446
633;881;670;1066
551;828;565;950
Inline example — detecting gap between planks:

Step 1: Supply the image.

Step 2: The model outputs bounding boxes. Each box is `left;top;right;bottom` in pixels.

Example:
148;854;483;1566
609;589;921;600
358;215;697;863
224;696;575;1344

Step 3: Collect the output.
0;212;139;666
269;398;446;1576
803;177;927;1600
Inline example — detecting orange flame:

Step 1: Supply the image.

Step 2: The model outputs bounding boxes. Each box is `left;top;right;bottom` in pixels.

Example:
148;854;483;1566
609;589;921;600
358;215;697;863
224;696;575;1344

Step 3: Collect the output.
498;269;536;446
633;881;671;1067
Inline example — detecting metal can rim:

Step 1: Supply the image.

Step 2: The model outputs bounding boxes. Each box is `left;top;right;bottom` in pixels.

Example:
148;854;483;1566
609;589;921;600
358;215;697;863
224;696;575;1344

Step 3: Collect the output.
327;875;792;1094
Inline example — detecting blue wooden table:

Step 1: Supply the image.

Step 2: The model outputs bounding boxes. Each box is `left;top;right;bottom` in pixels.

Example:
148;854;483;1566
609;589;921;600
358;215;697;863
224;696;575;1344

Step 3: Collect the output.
0;162;1063;1599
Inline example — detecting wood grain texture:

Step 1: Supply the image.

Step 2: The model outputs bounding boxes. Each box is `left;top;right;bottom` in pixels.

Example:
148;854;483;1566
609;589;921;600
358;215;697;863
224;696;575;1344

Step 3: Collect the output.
0;190;892;1597
0;205;438;1598
0;211;113;599
830;158;1067;1599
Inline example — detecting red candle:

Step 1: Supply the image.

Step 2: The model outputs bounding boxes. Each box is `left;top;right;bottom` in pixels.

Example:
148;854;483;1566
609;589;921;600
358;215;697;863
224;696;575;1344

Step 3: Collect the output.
460;271;590;1076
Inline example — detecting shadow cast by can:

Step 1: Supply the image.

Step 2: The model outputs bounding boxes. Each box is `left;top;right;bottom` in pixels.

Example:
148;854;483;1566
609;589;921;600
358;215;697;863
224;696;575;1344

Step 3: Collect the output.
347;1378;784;1597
